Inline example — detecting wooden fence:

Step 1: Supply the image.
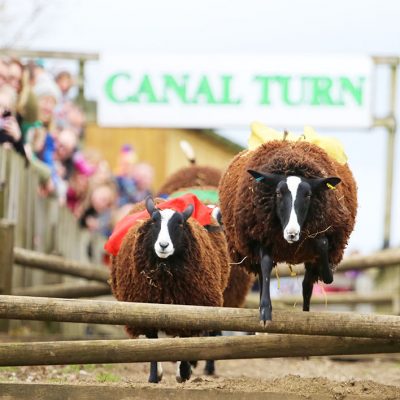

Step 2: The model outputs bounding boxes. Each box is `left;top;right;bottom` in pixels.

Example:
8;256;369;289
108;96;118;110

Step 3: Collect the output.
8;243;400;312
0;147;106;334
0;295;399;367
0;335;398;367
0;296;398;338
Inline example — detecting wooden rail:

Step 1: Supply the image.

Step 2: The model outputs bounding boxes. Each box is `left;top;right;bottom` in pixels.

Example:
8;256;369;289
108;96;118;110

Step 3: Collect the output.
0;382;348;400
13;246;400;285
13;282;110;298
0;296;398;339
245;292;395;309
13;247;109;283
0;335;398;366
275;247;400;278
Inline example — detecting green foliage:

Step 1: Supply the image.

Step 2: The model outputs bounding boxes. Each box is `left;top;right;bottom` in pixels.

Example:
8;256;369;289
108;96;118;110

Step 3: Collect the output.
96;372;120;383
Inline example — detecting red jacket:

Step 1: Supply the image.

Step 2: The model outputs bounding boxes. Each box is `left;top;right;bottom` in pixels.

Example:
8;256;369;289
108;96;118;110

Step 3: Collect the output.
104;193;215;256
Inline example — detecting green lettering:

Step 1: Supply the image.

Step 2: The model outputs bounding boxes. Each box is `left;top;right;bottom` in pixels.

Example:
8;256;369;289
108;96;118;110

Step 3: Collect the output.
254;76;273;105
308;76;337;106
104;72;131;104
134;75;158;103
277;76;303;106
162;74;189;103
339;77;364;106
220;75;241;105
191;76;217;104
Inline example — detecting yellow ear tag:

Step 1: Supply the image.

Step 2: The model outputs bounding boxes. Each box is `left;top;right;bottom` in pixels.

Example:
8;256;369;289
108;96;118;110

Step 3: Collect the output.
326;183;336;190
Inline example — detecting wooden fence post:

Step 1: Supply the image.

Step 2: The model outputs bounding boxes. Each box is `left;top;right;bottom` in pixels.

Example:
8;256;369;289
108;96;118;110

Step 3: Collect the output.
0;220;14;332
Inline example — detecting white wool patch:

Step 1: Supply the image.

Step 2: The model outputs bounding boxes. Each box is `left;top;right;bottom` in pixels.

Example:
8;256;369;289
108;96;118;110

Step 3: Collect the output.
157;362;163;379
154;209;175;258
176;361;181;378
284;176;301;243
210;206;221;223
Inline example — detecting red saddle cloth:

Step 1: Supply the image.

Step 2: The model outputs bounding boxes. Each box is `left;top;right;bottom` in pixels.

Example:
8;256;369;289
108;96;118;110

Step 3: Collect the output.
104;193;214;256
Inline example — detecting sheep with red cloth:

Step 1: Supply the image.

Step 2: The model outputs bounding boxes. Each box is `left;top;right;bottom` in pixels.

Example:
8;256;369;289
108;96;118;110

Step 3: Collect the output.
107;193;230;384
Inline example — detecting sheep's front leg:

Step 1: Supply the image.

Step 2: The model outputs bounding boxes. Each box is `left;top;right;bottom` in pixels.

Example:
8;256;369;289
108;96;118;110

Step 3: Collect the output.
259;248;274;324
314;235;333;284
146;331;163;383
302;263;319;311
176;360;192;383
204;330;221;375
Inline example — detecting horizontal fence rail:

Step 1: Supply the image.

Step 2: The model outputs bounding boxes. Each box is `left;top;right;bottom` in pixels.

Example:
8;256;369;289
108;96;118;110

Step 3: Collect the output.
246;292;396;308
13;247;109;283
14;247;400;285
13;282;111;298
0;296;399;339
0;335;398;367
276;247;400;278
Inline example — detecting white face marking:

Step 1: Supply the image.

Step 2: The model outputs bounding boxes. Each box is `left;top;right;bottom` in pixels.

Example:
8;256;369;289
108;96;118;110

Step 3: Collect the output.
154;209;175;258
284;176;301;243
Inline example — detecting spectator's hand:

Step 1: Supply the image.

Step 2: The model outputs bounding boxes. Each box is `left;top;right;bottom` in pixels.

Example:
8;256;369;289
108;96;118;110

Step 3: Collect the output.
3;116;22;142
85;216;99;231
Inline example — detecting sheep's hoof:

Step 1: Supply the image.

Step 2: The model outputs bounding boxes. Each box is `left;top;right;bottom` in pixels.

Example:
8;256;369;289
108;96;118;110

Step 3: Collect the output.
204;360;215;376
176;362;192;383
148;375;161;384
259;306;272;326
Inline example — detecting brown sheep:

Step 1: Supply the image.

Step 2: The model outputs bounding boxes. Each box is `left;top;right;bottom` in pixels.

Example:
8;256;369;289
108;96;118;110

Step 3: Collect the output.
219;139;357;324
156;139;253;311
110;195;230;383
157;166;222;197
157;139;222;197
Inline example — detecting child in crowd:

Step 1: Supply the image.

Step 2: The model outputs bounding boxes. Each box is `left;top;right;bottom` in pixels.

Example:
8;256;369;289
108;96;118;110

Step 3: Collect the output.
114;144;138;207
131;162;154;203
79;183;117;237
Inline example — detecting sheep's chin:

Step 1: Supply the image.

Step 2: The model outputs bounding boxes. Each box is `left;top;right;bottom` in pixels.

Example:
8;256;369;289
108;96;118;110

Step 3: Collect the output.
285;239;299;244
156;250;174;259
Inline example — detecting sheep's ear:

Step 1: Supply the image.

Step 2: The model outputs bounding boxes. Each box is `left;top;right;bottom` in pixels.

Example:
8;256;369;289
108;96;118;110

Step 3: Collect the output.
182;204;194;221
247;170;283;186
308;176;341;191
145;196;156;215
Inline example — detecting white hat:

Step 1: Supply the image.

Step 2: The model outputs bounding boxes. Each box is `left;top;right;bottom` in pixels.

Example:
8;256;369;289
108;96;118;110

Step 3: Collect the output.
34;74;61;101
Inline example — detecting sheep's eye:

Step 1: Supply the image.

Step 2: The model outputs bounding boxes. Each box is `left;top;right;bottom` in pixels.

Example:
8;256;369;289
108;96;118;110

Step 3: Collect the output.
305;193;311;199
276;191;282;198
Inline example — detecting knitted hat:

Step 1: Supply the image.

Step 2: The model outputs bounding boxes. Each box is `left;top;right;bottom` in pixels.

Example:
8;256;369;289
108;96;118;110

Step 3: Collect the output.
34;74;61;101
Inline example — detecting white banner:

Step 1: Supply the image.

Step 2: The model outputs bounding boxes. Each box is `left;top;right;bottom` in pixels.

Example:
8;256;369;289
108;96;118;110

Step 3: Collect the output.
98;54;373;129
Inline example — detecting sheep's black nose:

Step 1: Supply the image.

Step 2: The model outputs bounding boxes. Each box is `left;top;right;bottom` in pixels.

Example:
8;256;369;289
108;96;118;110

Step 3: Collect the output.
159;242;169;250
288;233;297;240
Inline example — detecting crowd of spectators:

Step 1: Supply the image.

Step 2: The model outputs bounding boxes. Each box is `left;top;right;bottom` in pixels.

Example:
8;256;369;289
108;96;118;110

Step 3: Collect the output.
0;57;154;238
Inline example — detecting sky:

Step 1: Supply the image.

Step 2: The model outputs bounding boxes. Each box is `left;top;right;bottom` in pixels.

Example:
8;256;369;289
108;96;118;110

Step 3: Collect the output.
1;0;399;254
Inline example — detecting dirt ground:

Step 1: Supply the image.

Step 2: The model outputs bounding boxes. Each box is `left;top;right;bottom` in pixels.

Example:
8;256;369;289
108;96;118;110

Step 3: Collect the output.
0;356;399;399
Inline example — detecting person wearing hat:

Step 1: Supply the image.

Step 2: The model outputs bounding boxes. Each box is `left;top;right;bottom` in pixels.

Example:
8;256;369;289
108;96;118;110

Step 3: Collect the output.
33;74;63;197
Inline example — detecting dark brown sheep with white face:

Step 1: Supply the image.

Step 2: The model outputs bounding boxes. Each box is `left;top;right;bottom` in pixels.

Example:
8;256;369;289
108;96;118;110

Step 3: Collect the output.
110;197;230;384
219;140;357;324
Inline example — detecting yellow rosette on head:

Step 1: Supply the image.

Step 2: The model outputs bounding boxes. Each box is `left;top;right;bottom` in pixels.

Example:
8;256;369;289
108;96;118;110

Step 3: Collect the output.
248;122;348;165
